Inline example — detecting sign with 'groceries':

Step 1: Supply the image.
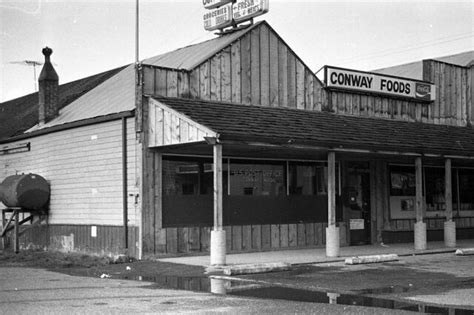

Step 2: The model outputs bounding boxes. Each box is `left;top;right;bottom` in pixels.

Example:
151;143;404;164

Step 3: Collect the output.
325;66;436;101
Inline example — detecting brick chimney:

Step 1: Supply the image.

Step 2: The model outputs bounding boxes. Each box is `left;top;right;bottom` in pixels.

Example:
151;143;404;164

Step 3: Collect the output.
38;47;59;124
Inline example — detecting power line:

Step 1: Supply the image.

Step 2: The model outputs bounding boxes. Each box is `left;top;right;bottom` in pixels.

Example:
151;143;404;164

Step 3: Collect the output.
337;32;474;66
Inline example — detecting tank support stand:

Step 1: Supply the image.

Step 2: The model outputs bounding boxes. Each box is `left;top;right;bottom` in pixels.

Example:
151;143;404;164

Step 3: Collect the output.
1;208;47;253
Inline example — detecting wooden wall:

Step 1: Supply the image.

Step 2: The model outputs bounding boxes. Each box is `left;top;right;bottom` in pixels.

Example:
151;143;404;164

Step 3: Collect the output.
0;119;137;226
2;224;138;257
423;60;473;126
148;99;216;147
143;23;326;111
145;222;348;256
0;119;139;256
327;91;428;122
143;24;473;128
389;217;474;231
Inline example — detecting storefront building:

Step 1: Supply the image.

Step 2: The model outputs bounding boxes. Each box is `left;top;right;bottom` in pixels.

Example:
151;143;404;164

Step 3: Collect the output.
1;21;473;260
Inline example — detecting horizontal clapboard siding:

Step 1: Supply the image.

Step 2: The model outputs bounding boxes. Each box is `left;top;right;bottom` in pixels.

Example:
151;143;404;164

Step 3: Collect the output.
0;118;137;226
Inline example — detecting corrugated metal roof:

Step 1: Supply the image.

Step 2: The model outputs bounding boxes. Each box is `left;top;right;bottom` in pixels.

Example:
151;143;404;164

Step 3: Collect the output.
154;96;474;157
142;22;262;70
28;64;135;132
0;66;127;140
373;51;474;80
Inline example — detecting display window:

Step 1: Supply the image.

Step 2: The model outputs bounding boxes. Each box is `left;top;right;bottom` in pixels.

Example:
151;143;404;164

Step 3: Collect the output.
389;164;474;219
162;156;337;227
229;161;285;196
288;162;328;195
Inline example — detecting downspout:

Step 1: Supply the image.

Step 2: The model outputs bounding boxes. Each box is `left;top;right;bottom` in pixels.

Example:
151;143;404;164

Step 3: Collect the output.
122;117;128;249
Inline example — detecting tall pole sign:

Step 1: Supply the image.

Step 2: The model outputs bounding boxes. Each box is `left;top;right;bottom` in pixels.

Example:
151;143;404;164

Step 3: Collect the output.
203;0;269;32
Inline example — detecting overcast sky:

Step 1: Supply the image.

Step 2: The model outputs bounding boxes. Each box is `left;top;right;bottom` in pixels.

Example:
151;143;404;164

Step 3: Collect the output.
1;0;473;102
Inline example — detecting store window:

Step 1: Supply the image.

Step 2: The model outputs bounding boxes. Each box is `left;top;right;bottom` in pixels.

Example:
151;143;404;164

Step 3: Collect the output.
229;161;285;196
163;157;226;196
457;168;474;211
425;167;445;212
289;163;327;195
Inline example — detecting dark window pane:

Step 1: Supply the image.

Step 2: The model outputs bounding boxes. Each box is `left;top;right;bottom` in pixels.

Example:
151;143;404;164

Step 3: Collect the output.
229;162;285;196
390;165;416;196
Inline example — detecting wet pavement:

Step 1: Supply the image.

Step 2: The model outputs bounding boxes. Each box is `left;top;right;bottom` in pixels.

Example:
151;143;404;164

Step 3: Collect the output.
1;241;474;313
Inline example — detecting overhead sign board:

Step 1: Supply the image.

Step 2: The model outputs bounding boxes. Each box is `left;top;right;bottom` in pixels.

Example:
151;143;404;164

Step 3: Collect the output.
203;3;233;31
203;0;233;10
233;0;269;23
325;66;436;101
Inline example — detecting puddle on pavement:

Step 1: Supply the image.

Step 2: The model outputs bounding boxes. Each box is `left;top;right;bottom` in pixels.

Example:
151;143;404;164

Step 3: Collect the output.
131;274;473;314
355;284;413;295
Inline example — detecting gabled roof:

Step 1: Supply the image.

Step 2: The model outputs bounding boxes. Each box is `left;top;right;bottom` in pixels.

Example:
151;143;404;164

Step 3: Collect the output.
142;22;263;70
27;64;135;132
373;50;474;80
153;96;474;157
0;65;127;140
0;22;267;141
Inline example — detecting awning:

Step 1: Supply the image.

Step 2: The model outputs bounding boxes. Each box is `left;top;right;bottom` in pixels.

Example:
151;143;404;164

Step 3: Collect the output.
150;96;474;160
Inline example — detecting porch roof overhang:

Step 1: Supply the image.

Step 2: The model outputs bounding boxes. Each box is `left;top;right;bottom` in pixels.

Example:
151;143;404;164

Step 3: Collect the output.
150;96;474;162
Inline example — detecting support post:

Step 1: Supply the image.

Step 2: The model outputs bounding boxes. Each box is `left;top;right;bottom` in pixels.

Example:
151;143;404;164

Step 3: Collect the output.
444;158;456;247
326;151;339;257
1;210;5;250
14;210;19;253
211;144;226;265
414;157;426;250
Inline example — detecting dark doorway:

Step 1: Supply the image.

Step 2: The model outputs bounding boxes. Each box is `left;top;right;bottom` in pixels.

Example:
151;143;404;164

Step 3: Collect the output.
346;163;371;245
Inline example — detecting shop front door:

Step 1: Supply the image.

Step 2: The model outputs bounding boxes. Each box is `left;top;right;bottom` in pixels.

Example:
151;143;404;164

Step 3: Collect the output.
347;165;371;245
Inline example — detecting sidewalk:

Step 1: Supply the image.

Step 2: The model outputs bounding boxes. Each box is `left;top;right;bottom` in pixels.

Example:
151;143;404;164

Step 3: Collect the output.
158;239;474;267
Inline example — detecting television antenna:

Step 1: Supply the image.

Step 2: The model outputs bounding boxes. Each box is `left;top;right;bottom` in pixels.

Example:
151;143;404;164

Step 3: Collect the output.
9;60;45;92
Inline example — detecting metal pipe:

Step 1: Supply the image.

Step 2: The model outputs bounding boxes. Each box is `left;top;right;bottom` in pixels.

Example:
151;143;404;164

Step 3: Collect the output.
122;117;128;249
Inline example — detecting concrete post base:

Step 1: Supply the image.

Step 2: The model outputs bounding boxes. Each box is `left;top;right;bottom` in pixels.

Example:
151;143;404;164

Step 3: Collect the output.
210;229;226;266
414;221;427;250
326;225;340;257
444;220;456;248
210;278;227;294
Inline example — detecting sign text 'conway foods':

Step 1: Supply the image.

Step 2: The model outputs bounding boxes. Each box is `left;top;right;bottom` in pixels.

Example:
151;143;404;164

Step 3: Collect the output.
325;66;436;101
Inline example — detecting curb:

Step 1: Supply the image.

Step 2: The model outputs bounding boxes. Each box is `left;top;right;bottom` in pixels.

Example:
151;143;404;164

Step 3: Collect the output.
345;254;399;265
222;262;291;276
455;248;474;256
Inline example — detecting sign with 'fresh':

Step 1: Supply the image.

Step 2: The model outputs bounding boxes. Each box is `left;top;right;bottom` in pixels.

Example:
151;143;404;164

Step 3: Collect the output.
325;66;436;101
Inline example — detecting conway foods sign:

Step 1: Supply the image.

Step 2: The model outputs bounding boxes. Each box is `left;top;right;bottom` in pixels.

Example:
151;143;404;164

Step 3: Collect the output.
324;66;436;101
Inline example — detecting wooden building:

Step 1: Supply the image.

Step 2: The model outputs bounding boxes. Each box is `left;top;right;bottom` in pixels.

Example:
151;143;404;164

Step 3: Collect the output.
1;21;473;260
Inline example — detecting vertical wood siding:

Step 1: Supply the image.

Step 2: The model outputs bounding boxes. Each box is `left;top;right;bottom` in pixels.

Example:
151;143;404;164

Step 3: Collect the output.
143;25;472;128
142;23;326;112
148;222;341;256
423;60;473;126
0;119;138;227
147;100;216;147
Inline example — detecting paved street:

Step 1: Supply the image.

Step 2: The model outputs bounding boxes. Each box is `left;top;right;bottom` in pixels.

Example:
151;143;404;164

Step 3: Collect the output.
1;242;473;314
0;267;406;314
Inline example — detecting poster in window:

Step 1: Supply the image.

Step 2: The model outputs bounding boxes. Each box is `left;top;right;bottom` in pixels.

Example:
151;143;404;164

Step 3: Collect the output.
401;198;414;211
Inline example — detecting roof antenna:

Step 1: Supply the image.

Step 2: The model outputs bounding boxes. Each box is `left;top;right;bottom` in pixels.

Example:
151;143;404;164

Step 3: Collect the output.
9;60;43;91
